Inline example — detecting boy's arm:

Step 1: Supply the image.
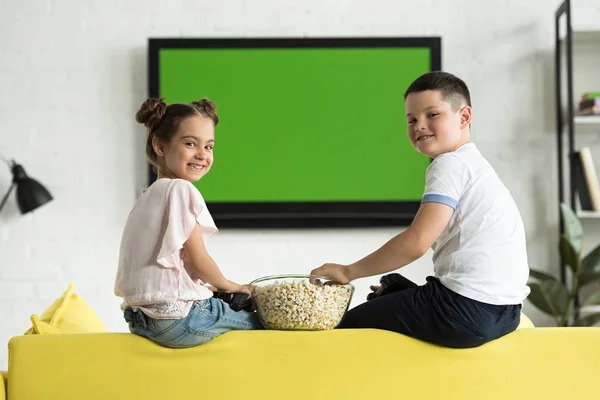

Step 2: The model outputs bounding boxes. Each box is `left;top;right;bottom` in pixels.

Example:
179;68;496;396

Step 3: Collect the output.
183;223;251;294
310;202;454;284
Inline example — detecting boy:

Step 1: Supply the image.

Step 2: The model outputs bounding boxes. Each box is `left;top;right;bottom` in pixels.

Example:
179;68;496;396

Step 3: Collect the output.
310;71;530;348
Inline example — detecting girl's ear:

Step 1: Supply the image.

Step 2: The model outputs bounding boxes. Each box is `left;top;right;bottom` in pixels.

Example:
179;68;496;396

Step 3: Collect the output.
152;136;165;157
460;105;472;129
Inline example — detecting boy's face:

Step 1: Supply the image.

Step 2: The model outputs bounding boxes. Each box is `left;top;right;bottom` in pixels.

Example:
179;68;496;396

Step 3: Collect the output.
154;115;215;182
404;90;471;158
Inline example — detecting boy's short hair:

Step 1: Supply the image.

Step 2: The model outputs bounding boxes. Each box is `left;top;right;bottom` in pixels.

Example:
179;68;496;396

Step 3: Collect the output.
404;71;471;111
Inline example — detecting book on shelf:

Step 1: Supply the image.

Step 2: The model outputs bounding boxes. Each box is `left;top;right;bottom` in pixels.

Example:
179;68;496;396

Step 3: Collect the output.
572;147;600;211
578;93;600;116
578;107;600;116
581;92;600;100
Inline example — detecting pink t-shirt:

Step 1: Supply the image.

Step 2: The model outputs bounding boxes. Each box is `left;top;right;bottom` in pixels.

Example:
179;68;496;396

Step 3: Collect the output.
114;178;218;319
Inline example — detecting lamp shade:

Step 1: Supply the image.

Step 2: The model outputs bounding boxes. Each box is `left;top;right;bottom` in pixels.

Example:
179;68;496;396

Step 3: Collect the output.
11;163;53;214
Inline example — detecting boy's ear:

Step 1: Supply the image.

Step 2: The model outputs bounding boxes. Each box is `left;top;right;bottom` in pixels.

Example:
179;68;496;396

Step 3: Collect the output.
152;136;165;157
460;105;472;128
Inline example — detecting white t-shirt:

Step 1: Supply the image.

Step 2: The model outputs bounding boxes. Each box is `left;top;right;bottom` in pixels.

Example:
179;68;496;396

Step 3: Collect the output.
114;178;218;319
422;143;530;305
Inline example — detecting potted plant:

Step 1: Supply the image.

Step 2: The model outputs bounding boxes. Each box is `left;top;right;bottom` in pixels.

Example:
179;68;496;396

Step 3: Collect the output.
527;203;600;326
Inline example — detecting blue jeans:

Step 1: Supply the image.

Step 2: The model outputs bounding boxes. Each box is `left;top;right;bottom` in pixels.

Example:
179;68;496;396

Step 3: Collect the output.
124;298;263;348
338;276;521;348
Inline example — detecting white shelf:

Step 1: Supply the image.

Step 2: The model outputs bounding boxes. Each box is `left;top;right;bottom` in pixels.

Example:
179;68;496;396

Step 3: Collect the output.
575;116;600;125
560;29;600;43
562;116;600;131
572;30;600;43
577;210;600;218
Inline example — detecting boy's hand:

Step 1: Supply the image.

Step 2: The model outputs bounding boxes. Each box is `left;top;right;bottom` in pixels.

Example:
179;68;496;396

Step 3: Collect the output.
366;284;381;301
310;263;352;285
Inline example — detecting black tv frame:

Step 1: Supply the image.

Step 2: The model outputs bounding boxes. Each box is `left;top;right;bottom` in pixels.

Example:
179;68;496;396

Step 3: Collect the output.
147;37;442;228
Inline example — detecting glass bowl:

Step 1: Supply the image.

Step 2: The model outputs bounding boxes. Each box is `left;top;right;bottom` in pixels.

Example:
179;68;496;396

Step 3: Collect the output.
250;274;355;331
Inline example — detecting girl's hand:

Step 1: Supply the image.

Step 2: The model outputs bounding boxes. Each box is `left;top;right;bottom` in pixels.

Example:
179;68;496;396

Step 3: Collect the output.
215;282;254;295
310;263;352;285
206;285;219;292
234;284;254;296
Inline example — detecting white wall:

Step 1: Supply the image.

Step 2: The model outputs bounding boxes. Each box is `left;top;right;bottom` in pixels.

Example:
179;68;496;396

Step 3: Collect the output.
1;0;600;369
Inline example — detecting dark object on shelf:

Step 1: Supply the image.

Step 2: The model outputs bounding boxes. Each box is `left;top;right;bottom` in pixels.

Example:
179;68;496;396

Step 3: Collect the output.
578;96;600;116
366;273;418;301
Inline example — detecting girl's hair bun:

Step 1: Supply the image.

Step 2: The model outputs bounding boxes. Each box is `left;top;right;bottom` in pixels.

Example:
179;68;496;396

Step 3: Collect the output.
191;98;219;126
136;97;167;131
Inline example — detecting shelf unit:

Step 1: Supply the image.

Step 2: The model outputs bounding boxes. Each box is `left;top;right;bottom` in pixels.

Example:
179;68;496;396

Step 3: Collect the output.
555;0;600;283
574;116;600;125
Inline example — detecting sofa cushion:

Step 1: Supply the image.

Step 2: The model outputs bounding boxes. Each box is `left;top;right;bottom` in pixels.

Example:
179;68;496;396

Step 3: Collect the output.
24;284;106;335
517;312;535;329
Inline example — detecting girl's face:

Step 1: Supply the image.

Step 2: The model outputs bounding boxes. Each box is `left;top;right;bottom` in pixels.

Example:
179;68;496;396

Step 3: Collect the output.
153;115;215;182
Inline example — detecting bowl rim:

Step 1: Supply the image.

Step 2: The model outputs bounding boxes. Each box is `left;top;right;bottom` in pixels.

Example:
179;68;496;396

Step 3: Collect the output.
250;274;355;290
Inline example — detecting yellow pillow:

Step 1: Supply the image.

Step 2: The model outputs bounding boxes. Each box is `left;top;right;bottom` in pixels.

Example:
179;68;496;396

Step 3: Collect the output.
24;283;106;335
517;312;535;329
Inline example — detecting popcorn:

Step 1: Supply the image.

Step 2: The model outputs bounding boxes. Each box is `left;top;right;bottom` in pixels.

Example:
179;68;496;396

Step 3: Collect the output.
253;279;352;330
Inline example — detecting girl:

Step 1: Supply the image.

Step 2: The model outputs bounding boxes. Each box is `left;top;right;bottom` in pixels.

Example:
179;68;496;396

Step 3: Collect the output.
115;97;262;348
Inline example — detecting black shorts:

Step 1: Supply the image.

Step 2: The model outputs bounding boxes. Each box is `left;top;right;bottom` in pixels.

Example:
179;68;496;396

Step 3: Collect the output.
338;276;521;348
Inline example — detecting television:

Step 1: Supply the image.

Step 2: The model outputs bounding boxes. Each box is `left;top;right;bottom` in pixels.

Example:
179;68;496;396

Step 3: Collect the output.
148;37;441;227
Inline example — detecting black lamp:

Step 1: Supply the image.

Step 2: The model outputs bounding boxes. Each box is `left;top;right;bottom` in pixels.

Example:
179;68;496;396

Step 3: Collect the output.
0;157;53;215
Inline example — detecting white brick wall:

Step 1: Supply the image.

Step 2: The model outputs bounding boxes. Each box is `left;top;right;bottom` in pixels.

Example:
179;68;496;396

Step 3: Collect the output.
1;0;600;369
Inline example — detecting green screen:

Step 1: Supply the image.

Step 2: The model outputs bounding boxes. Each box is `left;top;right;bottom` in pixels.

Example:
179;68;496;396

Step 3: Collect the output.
159;47;431;202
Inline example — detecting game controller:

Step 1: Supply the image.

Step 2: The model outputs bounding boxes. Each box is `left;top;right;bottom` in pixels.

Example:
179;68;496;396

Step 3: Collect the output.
213;292;255;312
366;273;418;301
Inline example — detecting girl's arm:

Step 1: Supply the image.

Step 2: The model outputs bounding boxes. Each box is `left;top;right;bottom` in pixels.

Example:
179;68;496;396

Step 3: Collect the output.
310;202;454;283
183;223;251;294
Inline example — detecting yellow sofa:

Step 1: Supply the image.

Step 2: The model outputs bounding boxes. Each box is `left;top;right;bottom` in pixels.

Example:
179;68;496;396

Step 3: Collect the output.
2;285;599;400
0;371;6;400
4;325;600;400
